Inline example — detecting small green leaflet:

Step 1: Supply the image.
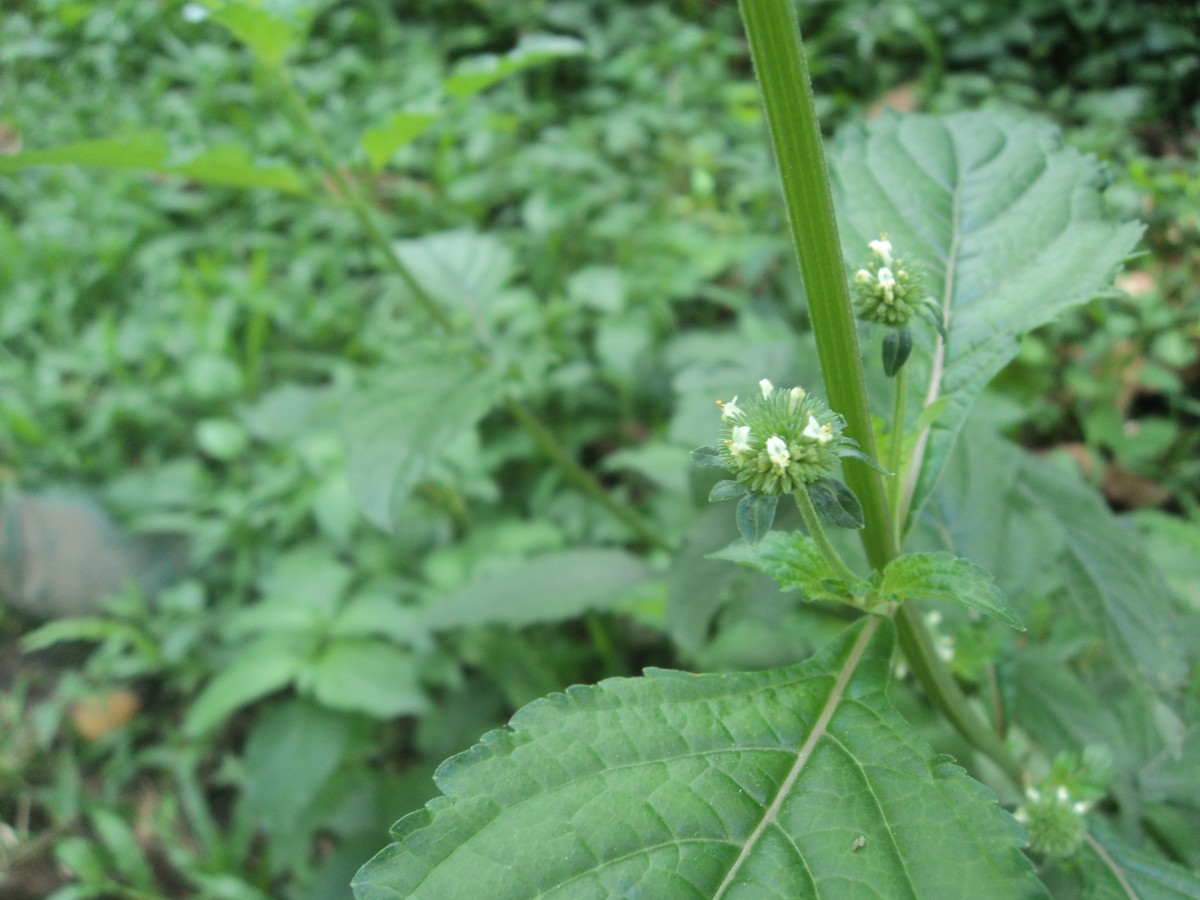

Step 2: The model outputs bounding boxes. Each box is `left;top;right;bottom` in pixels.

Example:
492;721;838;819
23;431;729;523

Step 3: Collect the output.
735;492;777;544
808;478;864;529
0;133;307;193
443;35;585;99
709;531;865;604
880;551;1023;629
353;619;1047;899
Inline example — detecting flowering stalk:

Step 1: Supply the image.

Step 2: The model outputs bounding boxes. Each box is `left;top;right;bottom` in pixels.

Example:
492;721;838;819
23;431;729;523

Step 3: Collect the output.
793;485;859;584
740;0;1022;784
888;365;907;544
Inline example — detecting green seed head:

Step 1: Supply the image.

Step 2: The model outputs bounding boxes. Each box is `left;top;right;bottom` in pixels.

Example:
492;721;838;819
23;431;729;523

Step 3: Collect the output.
717;380;847;495
1015;786;1091;859
851;234;927;327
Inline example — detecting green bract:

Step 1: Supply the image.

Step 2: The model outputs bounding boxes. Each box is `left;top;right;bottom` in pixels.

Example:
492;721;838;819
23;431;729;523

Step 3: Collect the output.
717;380;848;495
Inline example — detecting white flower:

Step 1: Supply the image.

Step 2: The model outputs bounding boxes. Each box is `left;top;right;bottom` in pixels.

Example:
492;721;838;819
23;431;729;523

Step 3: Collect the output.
869;237;893;266
1072;801;1091;815
719;395;743;420
877;266;896;303
766;435;790;472
758;378;774;399
1056;786;1070;804
854;268;873;285
788;386;806;411
803;414;833;445
729;425;752;456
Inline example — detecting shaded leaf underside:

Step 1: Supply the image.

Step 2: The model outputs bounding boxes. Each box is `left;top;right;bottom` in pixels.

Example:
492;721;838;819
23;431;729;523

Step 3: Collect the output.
353;619;1044;899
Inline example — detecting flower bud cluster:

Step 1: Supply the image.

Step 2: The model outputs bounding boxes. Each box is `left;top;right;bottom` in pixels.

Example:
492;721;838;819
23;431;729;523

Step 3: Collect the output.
1015;785;1093;858
717;379;847;495
851;235;927;327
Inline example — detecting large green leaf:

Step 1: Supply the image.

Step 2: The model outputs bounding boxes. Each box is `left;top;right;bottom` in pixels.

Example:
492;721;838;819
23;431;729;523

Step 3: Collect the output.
391;230;515;332
1019;456;1187;692
354;620;1046;899
0;132;307;193
1079;821;1200;899
442;35;586;99
361;110;440;170
341;348;502;532
202;0;314;69
829;112;1143;527
421;549;653;631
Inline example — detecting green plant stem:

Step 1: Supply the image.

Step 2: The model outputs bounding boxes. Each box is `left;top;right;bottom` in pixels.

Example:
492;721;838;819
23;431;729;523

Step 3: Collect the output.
738;0;892;569
505;399;668;548
887;365;907;546
275;67;668;551
741;0;1022;784
275;69;458;335
895;603;1022;781
793;486;859;585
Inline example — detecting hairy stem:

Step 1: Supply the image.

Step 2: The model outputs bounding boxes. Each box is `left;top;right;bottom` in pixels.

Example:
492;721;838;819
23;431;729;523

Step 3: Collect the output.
740;0;1022;783
887;364;907;547
793;486;861;585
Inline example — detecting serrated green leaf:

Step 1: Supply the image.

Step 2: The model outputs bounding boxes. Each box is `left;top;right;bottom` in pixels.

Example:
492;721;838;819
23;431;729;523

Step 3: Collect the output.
442;34;585;99
1020;455;1186;691
709;479;749;502
710;531;861;603
361;109;440;170
808;478;864;529
240;700;350;844
183;639;303;736
422;549;652;631
1079;820;1200;899
304;640;428;719
830;112;1143;527
881;551;1023;629
207;1;310;69
353;619;1046;899
341;348;502;532
392;230;515;332
170;144;306;192
735;492;777;544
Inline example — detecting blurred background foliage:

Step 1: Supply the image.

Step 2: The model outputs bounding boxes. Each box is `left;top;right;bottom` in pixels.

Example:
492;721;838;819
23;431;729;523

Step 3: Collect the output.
0;0;1197;896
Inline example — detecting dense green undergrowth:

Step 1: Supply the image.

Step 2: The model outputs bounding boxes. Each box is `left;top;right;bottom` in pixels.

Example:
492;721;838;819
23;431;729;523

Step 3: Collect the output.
0;1;1197;897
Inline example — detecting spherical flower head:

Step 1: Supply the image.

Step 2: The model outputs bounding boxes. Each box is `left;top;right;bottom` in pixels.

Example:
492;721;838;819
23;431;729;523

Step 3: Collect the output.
718;381;848;495
851;235;926;328
1015;787;1089;859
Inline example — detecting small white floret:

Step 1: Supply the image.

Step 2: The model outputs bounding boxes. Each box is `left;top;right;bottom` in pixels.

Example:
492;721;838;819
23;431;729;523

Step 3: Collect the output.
759;378;774;399
730;425;753;456
803;415;833;446
788;386;806;411
869;238;893;266
854;268;873;285
720;396;743;420
766;435;791;472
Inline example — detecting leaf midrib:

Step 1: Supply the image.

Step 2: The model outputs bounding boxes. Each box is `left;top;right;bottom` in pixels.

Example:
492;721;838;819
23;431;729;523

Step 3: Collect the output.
900;132;964;521
711;616;881;899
